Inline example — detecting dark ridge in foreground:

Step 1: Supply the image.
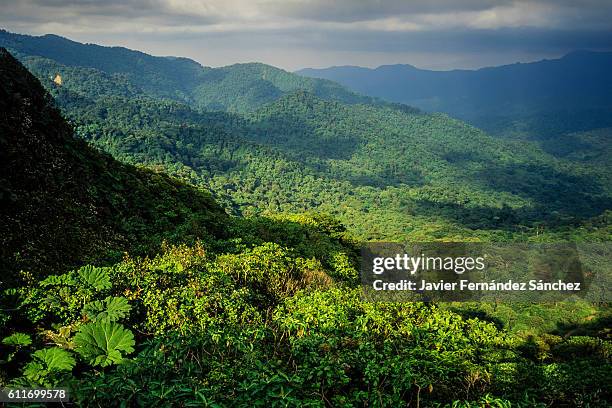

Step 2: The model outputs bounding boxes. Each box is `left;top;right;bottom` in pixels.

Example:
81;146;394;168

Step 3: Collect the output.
0;48;228;283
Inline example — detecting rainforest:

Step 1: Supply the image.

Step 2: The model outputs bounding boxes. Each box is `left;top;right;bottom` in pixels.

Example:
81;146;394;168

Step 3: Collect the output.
0;13;610;408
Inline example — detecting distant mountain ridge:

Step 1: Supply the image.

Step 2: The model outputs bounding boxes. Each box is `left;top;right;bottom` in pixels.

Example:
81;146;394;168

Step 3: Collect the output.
297;51;612;134
0;30;204;99
0;29;379;112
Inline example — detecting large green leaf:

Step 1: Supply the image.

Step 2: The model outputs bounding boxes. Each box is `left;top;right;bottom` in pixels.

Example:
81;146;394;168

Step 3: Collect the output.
74;321;135;367
2;332;32;347
40;273;77;287
78;265;112;291
23;348;75;386
82;296;131;322
32;347;76;371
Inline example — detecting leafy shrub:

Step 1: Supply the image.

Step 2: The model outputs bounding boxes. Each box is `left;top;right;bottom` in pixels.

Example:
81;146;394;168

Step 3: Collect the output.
2;245;610;406
78;265;112;291
22;347;76;386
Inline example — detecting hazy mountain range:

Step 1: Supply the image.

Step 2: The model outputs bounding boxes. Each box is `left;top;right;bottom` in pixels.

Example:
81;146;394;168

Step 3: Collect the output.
298;51;612;136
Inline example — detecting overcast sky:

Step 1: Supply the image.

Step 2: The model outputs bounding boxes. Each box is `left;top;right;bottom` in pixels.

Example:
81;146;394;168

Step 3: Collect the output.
1;0;612;71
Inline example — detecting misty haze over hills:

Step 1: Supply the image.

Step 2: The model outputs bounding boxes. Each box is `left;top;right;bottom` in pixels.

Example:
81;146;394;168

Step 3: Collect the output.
298;51;612;136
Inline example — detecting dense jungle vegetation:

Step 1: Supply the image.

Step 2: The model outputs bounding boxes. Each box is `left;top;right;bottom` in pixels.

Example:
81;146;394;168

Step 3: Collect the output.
0;30;610;407
1;30;610;244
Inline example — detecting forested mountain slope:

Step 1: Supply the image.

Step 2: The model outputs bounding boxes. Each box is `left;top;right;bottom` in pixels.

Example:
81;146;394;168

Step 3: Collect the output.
43;78;612;240
0;47;227;282
67;89;612;239
0;29;375;112
1;30;609;242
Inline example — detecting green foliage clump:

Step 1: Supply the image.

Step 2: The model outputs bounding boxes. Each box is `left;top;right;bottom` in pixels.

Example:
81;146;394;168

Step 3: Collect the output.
3;240;610;406
22;347;76;386
2;333;32;347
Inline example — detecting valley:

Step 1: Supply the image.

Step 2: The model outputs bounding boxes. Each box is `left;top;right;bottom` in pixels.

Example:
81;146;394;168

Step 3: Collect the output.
1;30;609;244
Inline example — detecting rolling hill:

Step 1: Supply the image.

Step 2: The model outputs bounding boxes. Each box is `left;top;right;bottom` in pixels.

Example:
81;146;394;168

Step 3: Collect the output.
0;29;376;112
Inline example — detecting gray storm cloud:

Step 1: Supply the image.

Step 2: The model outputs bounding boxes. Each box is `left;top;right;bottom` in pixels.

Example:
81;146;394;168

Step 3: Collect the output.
260;0;505;22
0;0;611;70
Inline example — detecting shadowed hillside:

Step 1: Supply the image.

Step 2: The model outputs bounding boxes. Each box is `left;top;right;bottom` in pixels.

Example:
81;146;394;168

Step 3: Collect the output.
0;47;227;283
